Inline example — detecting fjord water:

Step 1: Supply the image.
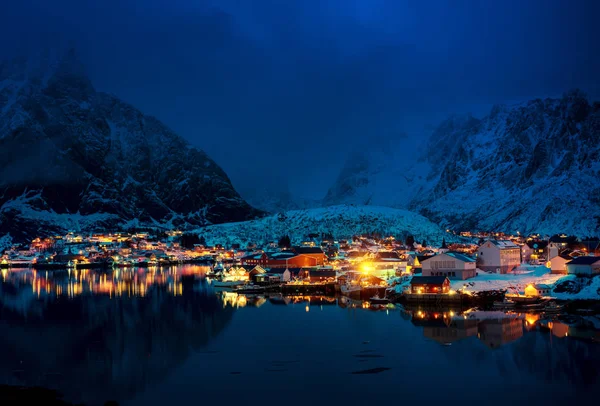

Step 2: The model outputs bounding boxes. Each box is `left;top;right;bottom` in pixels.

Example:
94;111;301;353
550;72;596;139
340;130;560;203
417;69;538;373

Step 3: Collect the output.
0;266;598;405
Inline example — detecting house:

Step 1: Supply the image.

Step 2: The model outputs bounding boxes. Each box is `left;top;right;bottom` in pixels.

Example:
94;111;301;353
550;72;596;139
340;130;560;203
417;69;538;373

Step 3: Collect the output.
241;250;324;268
265;267;292;282
534;284;552;296
550;253;572;274
410;276;450;294
566;256;600;275
241;252;268;267
521;240;548;263
248;265;267;281
476;240;521;274
421;251;477;280
291;246;326;266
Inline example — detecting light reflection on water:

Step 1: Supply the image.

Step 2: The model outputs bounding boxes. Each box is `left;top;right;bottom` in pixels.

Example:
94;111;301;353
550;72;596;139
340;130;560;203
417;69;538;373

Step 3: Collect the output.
0;266;599;406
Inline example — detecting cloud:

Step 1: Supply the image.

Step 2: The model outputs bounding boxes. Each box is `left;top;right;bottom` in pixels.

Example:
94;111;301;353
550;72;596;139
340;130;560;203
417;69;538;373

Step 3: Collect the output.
1;0;599;200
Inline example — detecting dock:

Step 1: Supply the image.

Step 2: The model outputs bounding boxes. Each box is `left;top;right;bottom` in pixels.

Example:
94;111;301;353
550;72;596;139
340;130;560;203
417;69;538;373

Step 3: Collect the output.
280;283;337;296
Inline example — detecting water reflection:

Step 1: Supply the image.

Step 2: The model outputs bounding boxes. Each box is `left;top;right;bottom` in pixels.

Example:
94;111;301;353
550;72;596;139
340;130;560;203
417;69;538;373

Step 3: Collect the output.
1;267;599;405
0;266;234;406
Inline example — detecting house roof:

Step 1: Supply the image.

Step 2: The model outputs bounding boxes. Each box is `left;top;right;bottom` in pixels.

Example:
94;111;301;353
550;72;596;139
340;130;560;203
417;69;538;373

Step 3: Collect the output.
347;251;368;258
410;276;449;285
416;255;434;262
265;268;288;274
484;240;519;249
444;251;476;263
268;251;297;259
241;253;265;260
566;256;600;265
375;251;401;260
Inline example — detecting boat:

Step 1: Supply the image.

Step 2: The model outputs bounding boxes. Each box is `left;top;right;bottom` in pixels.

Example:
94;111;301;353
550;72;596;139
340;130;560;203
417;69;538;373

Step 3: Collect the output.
369;294;390;304
519;302;545;311
505;293;541;304
543;302;564;313
212;280;245;288
493;298;516;309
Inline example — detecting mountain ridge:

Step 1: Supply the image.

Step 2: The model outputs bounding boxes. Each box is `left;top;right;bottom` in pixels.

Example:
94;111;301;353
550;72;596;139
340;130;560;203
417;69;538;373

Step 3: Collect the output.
324;90;600;236
0;49;262;242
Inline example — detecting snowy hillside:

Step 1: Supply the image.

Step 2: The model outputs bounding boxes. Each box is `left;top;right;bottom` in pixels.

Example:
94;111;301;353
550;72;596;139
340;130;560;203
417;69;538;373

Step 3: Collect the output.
195;204;446;247
325;91;600;236
0;49;261;241
239;184;320;213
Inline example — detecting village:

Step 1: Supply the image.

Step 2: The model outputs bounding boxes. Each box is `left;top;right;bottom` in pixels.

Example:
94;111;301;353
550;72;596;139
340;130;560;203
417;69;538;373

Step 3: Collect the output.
1;229;599;307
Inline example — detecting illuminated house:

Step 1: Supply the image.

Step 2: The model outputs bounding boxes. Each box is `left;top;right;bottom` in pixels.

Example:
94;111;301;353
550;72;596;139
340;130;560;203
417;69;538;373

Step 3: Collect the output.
550;253;572;274
291;246;326;265
521;240;548;263
241;249;325;268
410;276;450;294
566;256;600;275
421;251;476;280
476;240;521;273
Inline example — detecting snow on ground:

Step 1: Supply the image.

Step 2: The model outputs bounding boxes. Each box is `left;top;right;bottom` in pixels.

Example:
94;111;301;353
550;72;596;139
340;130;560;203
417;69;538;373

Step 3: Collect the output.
1;191;120;233
196;204;447;247
452;265;565;293
390;265;600;300
451;264;600;300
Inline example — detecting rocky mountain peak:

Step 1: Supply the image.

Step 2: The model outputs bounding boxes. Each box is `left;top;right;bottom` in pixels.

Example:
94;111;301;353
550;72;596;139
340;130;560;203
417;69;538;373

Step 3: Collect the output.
0;50;262;241
325;90;600;236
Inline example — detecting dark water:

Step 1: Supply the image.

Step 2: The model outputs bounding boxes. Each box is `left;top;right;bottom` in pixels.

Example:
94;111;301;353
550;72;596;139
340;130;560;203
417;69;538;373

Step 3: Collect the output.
0;266;599;405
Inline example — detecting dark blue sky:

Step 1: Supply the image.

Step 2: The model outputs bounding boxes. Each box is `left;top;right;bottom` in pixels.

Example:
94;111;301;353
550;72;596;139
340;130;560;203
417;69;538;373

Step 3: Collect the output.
1;0;599;199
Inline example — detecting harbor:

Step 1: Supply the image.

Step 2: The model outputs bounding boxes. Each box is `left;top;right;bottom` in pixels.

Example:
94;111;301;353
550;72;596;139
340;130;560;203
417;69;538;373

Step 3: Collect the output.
1;263;599;406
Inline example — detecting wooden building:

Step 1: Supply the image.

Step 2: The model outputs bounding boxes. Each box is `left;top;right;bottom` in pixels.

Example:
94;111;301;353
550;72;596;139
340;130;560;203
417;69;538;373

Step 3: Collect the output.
410;276;450;294
566;256;600;275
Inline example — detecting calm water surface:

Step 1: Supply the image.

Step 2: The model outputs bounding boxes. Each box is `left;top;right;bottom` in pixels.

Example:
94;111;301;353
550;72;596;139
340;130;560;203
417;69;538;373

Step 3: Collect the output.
0;265;599;405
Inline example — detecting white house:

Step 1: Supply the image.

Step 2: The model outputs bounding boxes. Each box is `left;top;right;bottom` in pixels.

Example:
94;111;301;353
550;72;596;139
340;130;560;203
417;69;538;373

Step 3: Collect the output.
566;256;600;276
476;240;521;274
370;251;408;277
422;251;477;280
268;267;292;282
550;254;571;275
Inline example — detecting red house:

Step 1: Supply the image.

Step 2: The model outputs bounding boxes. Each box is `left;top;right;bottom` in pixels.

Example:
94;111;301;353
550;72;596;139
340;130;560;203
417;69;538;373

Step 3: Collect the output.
410;276;450;294
241;250;325;268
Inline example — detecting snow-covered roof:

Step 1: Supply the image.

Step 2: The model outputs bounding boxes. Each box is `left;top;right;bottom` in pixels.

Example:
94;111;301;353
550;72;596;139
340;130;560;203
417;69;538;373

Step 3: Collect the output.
487;240;519;249
444;251;476;263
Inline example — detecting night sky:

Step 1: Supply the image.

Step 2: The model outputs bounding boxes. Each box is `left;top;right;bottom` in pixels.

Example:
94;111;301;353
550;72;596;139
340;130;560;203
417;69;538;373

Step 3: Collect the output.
1;0;599;199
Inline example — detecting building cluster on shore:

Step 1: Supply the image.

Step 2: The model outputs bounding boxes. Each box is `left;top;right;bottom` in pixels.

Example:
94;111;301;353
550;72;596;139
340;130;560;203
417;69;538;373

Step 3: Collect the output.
1;230;599;301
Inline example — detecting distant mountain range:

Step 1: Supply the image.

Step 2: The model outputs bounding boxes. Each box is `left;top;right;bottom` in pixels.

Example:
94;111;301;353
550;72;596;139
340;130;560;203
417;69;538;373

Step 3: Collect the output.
195;204;447;247
324;90;600;236
0;49;261;242
1;49;598;243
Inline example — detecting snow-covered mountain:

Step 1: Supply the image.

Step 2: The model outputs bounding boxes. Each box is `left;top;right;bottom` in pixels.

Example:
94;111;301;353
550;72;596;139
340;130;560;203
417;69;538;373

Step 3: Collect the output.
323;132;431;208
195;204;447;247
239;184;320;213
0;49;261;241
325;91;600;236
